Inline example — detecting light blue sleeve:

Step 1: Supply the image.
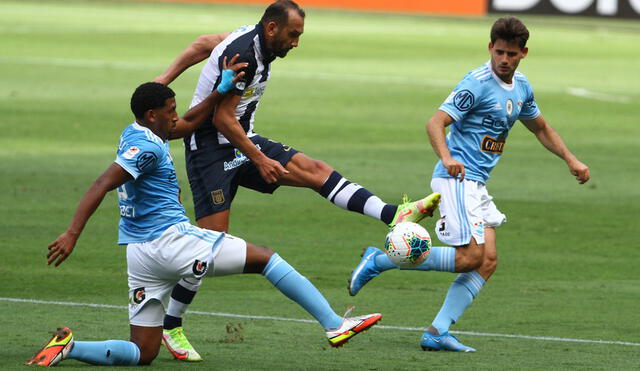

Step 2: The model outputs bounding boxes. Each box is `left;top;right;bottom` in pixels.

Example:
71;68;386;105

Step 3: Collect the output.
115;139;163;179
518;80;541;120
439;74;484;122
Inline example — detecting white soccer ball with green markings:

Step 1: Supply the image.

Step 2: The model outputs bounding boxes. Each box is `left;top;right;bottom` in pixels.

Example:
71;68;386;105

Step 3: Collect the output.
384;222;431;268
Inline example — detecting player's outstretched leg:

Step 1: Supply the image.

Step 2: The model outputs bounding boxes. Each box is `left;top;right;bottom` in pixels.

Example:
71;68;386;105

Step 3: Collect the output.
325;307;382;348
162;278;203;362
317;170;440;226
389;193;441;228
26;328;141;366
261;252;381;347
26;327;74;366
348;245;456;296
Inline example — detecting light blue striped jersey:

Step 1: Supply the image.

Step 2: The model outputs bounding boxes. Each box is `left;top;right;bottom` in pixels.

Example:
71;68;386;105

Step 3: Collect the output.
114;122;189;244
433;62;541;183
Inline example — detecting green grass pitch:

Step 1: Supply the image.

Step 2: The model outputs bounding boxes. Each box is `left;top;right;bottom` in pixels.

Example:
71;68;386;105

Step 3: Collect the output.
1;0;639;369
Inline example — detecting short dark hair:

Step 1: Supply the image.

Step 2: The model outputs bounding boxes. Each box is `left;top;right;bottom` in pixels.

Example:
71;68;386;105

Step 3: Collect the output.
260;0;305;26
130;82;175;119
490;17;530;50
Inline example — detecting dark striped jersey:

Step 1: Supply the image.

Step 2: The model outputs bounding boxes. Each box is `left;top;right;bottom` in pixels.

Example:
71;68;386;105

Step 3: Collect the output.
186;23;275;150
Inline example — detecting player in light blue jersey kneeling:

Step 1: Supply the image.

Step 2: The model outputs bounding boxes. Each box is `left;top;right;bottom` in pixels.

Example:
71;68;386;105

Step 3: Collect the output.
26;55;381;367
348;16;590;352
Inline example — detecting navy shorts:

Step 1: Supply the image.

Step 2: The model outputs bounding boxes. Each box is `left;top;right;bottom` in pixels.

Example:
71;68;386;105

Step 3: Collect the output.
185;135;299;220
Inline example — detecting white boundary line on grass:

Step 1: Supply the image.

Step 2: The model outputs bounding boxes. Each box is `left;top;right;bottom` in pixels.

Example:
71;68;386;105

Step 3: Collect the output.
3;297;639;347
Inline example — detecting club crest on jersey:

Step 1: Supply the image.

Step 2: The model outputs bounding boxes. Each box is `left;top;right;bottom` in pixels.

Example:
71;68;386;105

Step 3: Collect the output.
192;259;208;277
131;287;145;305
122;146;140;159
506;99;514;115
481;132;506;154
235;81;246;90
453;90;475;111
211;189;225;205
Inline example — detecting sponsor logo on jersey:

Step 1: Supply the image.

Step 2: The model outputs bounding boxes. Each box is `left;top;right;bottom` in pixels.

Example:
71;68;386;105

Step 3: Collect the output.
223;144;261;171
123;146;140;159
437;216;450;237
243;88;254;98
473;221;485;236
131;287;145;304
481;133;506;154
453;90;475;111
192;259;208;277
136;152;158;172
211;189;225;205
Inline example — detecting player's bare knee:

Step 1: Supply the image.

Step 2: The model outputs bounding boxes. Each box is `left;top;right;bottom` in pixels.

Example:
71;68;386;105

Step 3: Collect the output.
244;243;274;273
454;243;484;272
132;341;159;365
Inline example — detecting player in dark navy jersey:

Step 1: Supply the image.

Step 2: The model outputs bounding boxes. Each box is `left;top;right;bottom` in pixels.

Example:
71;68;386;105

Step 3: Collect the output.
153;0;440;359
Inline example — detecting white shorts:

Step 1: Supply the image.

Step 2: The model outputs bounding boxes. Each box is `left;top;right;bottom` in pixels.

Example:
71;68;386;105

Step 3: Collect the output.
431;177;506;246
126;222;247;326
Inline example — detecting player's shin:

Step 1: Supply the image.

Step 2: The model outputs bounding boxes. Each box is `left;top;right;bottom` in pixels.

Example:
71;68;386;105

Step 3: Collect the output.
318;171;396;224
401;246;456;272
68;340;140;366
164;277;202;330
262;253;342;329
431;271;485;334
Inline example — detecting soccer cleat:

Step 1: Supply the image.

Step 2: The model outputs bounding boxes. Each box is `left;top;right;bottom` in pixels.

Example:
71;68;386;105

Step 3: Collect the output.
26;327;74;366
389;193;441;228
326;307;382;348
162;327;203;362
420;331;476;352
348;246;383;296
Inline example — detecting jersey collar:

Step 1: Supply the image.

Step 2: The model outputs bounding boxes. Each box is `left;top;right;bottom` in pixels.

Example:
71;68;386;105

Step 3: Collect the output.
256;23;276;64
486;61;516;91
132;121;166;144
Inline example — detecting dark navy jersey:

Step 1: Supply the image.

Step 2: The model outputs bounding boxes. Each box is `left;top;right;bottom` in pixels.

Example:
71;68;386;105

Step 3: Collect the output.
186;23;275;151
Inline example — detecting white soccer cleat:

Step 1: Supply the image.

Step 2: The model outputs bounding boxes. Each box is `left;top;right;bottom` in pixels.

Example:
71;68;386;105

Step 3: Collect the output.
325;307;382;347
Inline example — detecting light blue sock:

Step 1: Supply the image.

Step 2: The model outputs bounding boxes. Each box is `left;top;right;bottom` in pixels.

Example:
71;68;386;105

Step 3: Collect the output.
374;246;455;272
263;253;342;329
432;271;485;334
407;246;456;272
68;340;140;366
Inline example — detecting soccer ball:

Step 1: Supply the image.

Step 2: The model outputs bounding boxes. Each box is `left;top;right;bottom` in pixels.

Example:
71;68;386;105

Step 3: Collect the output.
384;222;431;268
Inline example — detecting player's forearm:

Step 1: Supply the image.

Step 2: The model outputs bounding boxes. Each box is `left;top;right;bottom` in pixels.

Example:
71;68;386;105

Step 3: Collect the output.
535;125;578;164
66;181;110;238
426;117;453;162
155;34;222;85
171;91;225;139
215;114;265;161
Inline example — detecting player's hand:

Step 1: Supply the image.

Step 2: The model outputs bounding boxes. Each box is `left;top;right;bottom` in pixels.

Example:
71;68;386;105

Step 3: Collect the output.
442;157;466;181
217;54;248;94
255;157;289;184
568;159;590;184
47;231;78;266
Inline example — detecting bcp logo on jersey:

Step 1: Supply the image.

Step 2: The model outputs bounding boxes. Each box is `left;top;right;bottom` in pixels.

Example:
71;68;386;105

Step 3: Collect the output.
453;90;475;111
192;259;208;277
131;287;145;304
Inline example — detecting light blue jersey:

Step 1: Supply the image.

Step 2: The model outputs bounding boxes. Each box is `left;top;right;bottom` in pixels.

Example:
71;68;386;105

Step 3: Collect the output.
433;62;541;183
114;123;189;244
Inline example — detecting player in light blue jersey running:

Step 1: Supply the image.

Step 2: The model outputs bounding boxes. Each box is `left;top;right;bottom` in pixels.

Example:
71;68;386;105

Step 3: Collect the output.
348;17;590;352
26;56;381;367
